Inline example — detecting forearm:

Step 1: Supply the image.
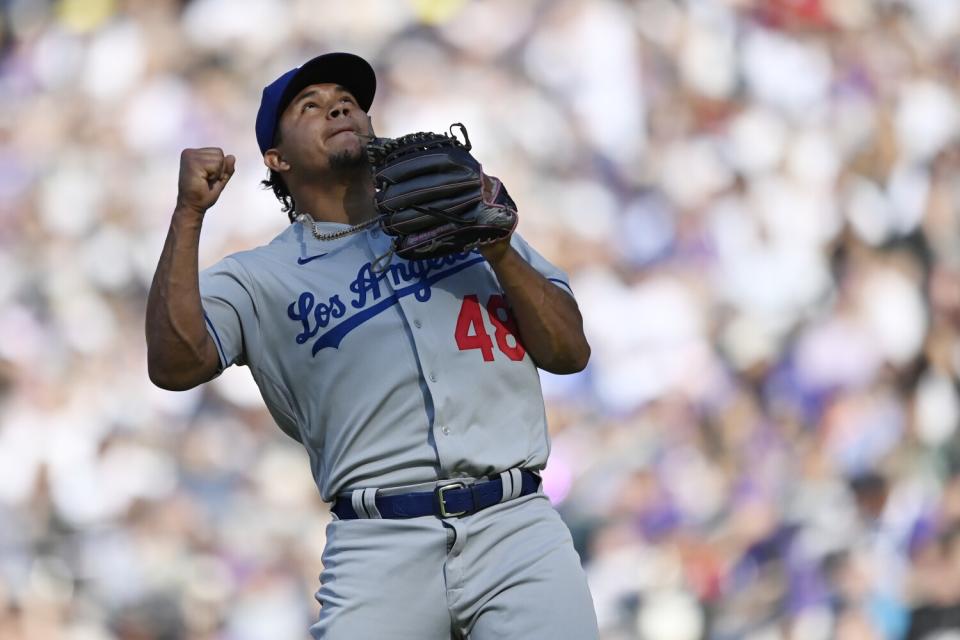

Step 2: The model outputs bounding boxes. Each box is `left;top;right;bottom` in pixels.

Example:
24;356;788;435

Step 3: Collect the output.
145;206;219;390
483;245;590;374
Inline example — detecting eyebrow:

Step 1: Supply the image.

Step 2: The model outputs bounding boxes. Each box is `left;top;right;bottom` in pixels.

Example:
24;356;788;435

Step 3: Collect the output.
292;85;352;109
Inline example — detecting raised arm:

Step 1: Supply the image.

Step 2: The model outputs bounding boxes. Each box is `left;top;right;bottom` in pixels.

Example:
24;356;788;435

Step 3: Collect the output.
480;241;590;375
146;148;235;390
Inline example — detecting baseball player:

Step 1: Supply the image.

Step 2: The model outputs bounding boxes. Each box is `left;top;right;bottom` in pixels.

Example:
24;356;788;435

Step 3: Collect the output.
145;52;599;639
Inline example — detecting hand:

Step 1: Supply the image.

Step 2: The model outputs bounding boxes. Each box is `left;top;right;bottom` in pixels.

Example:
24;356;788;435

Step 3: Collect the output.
176;147;236;215
478;173;515;266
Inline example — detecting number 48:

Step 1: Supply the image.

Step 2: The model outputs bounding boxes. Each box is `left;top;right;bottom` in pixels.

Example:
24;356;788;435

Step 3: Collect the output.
454;294;526;362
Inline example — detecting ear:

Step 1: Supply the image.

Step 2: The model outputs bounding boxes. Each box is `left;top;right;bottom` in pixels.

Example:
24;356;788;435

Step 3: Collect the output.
263;148;290;173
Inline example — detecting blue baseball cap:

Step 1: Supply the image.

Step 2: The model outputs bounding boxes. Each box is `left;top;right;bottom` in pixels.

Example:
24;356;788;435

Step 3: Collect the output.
255;52;376;155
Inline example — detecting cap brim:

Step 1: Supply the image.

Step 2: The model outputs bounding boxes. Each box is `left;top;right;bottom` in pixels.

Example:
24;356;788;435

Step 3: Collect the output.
278;52;376;117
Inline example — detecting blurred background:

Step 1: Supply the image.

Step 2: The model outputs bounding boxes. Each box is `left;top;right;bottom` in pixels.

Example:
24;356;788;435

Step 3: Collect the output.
2;0;960;638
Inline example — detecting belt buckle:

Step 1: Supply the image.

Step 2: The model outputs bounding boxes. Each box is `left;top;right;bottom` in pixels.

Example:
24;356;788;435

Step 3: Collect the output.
436;482;467;518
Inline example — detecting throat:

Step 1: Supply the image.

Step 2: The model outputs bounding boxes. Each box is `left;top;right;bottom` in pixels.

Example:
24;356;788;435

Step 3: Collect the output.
291;170;376;226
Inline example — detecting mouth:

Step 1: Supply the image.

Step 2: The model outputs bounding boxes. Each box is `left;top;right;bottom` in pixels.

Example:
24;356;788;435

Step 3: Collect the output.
327;127;357;141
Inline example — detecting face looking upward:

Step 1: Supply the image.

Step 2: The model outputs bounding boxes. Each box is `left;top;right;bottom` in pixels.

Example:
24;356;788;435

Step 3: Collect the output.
264;82;374;180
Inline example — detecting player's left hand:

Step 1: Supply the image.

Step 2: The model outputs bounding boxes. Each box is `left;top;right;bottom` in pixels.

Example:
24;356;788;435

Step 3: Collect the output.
477;173;513;265
368;124;518;261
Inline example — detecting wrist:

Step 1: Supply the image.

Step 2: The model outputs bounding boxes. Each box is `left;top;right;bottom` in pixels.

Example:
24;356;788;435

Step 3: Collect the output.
480;239;513;267
173;201;207;223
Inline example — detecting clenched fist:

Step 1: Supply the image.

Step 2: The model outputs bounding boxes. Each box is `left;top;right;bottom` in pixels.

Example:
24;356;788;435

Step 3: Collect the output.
177;147;236;215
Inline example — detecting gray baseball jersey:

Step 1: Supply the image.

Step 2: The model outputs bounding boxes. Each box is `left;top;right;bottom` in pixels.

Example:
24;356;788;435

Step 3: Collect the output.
198;220;573;502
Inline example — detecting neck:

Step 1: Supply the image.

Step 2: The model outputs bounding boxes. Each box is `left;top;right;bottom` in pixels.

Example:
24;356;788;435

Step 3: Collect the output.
290;166;376;226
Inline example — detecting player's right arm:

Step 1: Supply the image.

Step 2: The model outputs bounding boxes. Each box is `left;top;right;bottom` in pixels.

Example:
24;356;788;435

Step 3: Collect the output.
146;148;235;391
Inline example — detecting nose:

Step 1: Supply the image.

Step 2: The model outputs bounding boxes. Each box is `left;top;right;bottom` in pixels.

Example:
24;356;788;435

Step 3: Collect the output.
328;104;350;119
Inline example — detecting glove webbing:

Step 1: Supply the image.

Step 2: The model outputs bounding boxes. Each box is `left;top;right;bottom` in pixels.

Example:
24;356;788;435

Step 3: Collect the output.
365;123;472;173
366;123;474;272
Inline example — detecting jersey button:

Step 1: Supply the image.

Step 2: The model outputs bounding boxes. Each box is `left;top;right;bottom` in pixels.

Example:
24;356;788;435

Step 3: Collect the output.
441;426;450;435
429;372;438;382
413;319;422;328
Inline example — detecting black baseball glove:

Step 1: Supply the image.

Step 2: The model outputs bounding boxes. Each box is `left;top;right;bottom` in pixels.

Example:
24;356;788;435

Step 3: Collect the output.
366;124;518;261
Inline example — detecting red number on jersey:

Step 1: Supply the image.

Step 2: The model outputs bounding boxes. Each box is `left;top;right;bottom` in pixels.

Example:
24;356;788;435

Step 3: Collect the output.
454;294;495;361
486;294;526;361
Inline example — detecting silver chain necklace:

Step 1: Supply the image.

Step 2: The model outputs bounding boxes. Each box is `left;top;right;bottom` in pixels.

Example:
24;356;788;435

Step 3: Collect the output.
296;212;395;272
296;212;379;241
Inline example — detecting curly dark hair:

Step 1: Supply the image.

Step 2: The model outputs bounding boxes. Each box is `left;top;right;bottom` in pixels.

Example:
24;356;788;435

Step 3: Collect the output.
260;128;297;222
261;170;296;223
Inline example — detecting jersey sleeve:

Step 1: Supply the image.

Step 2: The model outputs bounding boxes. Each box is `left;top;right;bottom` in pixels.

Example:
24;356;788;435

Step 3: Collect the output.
509;233;575;298
198;256;257;372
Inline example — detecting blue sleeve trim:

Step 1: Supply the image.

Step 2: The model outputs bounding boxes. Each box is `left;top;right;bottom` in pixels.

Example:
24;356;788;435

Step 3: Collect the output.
548;277;574;295
203;311;228;369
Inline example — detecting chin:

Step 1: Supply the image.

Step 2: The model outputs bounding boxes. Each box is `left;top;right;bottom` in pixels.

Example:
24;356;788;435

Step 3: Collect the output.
329;146;367;171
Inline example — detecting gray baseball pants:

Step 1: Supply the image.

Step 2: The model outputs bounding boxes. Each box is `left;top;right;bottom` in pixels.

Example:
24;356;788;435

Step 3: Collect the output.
309;491;599;639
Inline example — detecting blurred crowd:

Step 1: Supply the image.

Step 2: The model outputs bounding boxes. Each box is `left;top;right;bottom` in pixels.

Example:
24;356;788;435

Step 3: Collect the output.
2;0;960;638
